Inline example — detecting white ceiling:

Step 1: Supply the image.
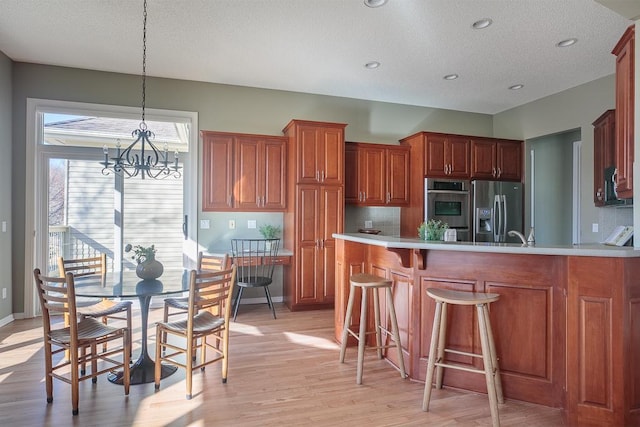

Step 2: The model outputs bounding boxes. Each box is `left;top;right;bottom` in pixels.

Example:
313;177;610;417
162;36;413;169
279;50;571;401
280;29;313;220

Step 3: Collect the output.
0;0;635;114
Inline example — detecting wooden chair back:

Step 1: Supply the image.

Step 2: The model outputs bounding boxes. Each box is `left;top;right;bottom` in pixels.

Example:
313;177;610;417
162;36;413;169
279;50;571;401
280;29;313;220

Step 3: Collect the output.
198;252;230;273
187;266;236;337
58;253;107;280
33;269;79;340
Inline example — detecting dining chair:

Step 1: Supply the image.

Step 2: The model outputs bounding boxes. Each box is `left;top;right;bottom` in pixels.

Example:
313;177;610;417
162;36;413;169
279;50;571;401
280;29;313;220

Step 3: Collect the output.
33;268;131;415
58;254;133;360
154;265;236;399
230;238;280;320
161;252;230;356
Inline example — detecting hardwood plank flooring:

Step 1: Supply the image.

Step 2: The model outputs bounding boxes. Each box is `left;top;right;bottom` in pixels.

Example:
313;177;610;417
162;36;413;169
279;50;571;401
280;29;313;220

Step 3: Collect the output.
0;304;566;426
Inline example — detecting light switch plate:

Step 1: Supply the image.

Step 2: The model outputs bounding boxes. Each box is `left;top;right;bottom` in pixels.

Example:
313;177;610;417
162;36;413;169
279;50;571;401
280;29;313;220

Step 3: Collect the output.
592;223;599;233
1;221;5;233
364;220;373;229
200;219;210;229
248;220;257;229
229;220;236;229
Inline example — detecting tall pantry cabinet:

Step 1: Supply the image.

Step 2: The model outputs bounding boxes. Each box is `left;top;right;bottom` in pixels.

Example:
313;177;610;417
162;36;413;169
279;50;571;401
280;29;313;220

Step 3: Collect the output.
282;120;347;311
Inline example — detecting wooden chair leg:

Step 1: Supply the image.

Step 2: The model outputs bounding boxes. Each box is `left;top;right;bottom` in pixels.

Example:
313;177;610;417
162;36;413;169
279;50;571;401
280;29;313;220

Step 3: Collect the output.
162;304;170;355
91;343;98;383
123;332;131;395
483;304;504;403
339;284;356;363
186;334;193;400
477;304;500;427
154;327;163;391
435;302;448;389
356;288;368;385
44;342;54;403
70;346;80;415
386;287;406;378
373;288;383;359
222;329;229;383
422;300;443;411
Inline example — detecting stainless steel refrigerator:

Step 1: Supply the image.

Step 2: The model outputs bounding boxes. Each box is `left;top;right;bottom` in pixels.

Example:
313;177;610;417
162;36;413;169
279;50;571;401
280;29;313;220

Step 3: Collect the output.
472;180;524;243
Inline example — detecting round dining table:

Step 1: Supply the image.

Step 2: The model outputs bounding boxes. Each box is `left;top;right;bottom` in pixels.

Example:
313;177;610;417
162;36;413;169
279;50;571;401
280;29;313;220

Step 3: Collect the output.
74;270;189;385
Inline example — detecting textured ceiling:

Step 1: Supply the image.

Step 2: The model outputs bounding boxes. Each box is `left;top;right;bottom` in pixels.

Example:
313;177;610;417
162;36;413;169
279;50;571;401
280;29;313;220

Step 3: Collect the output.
0;0;634;114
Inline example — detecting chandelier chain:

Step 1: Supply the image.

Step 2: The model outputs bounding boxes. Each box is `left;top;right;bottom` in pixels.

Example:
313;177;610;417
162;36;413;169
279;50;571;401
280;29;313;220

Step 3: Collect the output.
141;0;147;125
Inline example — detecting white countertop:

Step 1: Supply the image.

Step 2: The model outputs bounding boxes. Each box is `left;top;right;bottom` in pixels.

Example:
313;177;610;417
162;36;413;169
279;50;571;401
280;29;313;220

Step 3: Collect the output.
333;233;640;258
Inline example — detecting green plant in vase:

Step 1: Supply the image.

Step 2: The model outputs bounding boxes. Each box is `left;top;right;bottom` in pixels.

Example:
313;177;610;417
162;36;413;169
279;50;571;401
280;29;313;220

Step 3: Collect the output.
125;243;163;279
418;219;449;241
259;224;281;239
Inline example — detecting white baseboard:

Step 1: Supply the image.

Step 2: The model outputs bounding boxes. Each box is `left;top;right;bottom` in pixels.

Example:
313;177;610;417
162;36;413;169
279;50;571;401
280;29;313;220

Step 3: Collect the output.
0;313;16;327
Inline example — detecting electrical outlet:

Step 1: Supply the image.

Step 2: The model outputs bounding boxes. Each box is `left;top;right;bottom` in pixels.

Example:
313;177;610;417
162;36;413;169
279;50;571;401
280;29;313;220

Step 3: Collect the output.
2;288;6;299
229;220;236;229
200;219;210;229
248;220;257;229
592;223;599;233
365;220;373;229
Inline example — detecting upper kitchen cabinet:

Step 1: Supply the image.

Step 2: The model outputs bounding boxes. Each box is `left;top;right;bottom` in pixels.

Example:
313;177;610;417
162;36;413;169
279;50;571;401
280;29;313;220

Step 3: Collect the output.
612;25;635;199
202;132;234;211
283;120;346;185
593;110;616;206
234;135;287;210
201;130;287;212
425;133;470;178
470;138;522;182
345;143;410;206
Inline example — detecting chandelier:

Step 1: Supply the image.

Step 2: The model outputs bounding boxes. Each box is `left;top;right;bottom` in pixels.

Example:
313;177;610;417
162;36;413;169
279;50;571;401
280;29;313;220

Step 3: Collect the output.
101;0;181;179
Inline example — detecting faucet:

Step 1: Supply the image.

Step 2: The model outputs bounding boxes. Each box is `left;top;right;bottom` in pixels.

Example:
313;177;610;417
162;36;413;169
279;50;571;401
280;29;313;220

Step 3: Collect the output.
508;230;528;245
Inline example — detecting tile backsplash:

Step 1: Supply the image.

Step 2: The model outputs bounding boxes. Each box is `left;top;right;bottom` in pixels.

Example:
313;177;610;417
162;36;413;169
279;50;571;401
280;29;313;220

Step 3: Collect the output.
344;205;401;236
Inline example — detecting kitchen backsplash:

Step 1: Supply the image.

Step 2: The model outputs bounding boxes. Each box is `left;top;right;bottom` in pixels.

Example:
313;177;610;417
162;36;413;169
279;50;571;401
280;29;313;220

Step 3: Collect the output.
345;205;401;236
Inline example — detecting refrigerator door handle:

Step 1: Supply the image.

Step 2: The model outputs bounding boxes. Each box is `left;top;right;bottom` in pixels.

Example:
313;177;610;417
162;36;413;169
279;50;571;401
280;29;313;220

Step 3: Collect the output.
502;194;508;241
493;195;501;242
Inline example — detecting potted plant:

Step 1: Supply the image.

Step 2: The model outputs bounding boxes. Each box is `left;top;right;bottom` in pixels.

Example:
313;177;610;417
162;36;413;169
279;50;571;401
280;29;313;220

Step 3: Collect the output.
259;224;281;239
125;243;164;280
418;219;449;241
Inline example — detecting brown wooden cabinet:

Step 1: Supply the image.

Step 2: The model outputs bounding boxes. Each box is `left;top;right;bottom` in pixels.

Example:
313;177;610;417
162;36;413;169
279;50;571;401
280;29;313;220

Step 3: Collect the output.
425;134;470;178
201;130;287;212
470;138;522;181
593;110;616;206
345;143;409;206
202;132;234;210
283;120;347;310
612;25;634;199
234;136;286;210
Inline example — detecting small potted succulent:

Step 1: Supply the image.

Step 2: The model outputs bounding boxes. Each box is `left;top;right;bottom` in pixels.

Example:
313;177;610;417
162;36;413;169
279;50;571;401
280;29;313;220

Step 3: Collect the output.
418;219;449;241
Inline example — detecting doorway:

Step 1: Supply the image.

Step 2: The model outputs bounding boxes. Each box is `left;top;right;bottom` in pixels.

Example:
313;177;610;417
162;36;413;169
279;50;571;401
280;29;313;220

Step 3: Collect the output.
25;99;198;317
527;129;580;245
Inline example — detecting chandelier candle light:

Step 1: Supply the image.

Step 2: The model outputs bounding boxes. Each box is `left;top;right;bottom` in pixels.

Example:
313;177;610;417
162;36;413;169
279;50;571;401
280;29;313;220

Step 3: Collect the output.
101;0;181;179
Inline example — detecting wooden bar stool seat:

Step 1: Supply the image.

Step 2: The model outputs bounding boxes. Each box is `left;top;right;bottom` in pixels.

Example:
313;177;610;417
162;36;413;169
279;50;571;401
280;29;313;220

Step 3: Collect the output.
339;273;406;385
422;288;504;427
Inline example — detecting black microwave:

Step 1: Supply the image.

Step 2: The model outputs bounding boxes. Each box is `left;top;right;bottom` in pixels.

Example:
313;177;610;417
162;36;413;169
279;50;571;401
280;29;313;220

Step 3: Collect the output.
604;166;633;206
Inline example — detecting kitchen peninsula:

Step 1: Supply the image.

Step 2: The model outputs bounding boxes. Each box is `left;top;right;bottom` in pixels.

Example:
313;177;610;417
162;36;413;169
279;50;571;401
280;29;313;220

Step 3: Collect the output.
333;233;640;426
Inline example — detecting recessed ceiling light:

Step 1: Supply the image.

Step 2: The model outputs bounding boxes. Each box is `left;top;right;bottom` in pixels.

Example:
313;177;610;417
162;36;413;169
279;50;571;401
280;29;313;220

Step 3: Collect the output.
509;84;524;90
443;74;459;80
472;18;493;29
364;0;388;7
557;38;578;47
365;61;381;69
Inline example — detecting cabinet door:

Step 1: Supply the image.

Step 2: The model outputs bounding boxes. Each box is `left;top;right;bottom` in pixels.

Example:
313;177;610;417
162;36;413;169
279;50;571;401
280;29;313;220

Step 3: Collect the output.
202;133;234;211
386;146;410;205
470;139;496;180
298;126;321;184
593;110;616;206
297;186;320;303
320;127;344;185
360;146;386;205
447;136;471;178
613;26;634;199
319;186;343;302
262;138;286;210
496;141;522;181
234;137;260;210
425;135;448;177
344;145;360;203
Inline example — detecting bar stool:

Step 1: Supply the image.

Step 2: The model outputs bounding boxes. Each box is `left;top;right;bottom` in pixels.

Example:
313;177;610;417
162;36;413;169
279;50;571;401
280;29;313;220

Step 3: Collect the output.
339;273;406;385
422;288;503;427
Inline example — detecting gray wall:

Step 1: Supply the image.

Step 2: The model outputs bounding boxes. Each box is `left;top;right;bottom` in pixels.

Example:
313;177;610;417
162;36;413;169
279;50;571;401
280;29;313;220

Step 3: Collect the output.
0;51;11;323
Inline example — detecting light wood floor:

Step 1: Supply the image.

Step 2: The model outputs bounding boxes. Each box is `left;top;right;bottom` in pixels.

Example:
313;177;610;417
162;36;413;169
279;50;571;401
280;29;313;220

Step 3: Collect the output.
0;304;566;426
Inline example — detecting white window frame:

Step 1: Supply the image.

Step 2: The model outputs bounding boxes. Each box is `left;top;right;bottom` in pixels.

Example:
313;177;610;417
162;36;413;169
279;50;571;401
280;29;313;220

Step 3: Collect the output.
24;98;198;318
